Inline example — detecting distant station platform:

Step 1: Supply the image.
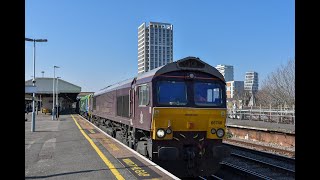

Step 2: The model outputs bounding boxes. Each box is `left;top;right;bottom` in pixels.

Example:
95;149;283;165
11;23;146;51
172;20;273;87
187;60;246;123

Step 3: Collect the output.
25;113;179;180
226;118;295;134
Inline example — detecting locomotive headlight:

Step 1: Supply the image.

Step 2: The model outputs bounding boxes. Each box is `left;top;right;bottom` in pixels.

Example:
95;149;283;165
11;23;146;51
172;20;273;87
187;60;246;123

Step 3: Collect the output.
189;73;195;79
216;128;225;138
156;129;166;138
211;128;216;134
166;128;172;134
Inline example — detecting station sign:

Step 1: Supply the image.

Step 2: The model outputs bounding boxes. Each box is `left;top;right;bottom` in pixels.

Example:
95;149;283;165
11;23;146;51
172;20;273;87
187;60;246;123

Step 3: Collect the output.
25;85;37;93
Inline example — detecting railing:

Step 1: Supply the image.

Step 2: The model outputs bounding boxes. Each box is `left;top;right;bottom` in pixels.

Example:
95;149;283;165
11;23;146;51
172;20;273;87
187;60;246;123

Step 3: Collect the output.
227;106;295;125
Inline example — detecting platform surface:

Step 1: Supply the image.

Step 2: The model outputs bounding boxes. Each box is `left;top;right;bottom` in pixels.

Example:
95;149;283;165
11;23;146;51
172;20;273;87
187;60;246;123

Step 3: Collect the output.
25;113;179;179
226;118;295;134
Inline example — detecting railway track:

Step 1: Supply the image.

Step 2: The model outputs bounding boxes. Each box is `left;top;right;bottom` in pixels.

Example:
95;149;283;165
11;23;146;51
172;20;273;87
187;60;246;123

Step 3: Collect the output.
224;143;295;165
201;143;295;180
223;138;295;158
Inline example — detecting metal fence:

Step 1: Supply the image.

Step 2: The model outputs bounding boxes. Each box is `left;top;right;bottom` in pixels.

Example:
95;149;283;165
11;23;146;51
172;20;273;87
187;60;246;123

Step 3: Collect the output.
227;105;295;125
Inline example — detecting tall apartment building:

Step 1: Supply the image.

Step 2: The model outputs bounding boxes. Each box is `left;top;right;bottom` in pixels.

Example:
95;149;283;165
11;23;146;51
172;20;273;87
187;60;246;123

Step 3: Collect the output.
244;71;259;94
226;81;244;99
215;65;234;82
138;22;173;74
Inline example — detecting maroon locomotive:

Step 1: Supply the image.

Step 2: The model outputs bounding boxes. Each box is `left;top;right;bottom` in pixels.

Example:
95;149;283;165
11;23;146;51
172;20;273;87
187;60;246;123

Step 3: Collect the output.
85;56;230;177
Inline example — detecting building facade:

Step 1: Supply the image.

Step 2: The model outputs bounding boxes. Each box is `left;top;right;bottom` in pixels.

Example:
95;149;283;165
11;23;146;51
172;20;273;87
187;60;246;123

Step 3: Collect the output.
25;77;81;113
244;71;259;94
138;22;173;74
226;81;244;99
215;65;234;82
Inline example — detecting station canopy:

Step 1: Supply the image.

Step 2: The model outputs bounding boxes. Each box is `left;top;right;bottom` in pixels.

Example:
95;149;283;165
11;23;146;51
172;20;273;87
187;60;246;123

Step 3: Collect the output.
25;77;81;101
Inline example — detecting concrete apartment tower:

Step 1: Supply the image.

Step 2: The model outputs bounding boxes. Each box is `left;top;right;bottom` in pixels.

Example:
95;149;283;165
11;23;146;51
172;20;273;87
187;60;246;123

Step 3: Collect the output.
244;71;259;94
215;65;234;82
138;22;173;74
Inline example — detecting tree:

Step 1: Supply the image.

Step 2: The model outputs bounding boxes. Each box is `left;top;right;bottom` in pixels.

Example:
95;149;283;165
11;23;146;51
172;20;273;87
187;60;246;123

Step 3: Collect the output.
256;58;295;107
238;90;252;107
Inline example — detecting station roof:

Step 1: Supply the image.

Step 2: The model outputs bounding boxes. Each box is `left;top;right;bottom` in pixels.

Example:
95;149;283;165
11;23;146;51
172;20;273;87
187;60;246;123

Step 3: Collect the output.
25;78;81;94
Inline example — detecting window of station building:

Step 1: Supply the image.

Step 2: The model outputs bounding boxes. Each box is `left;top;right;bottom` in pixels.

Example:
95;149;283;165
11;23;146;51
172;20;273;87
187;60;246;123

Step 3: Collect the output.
138;84;149;106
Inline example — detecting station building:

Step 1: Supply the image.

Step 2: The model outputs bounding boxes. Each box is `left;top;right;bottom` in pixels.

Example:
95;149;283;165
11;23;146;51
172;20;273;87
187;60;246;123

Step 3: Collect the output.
25;77;81;114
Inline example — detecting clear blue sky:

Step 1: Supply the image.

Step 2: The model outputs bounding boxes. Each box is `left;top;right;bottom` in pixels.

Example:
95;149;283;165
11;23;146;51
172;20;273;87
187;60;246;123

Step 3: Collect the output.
25;0;295;92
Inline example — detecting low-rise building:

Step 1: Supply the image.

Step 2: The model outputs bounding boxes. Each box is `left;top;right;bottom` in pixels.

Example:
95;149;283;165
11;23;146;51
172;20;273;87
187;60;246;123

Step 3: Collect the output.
25;77;81;114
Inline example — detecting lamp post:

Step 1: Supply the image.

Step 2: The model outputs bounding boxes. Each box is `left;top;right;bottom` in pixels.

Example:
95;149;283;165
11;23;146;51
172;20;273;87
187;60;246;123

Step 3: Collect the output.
41;71;45;78
56;77;61;120
25;38;47;132
52;66;59;120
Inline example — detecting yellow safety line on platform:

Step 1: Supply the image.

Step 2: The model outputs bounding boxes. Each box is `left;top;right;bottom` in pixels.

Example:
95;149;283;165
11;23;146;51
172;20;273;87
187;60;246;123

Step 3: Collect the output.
71;115;125;180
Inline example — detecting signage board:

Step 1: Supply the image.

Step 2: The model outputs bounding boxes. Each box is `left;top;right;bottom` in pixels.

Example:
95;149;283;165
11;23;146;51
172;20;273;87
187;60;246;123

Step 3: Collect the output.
25;86;37;93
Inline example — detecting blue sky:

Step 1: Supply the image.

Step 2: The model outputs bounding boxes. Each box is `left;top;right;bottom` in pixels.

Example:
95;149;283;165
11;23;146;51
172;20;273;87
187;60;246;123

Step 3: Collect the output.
25;0;295;92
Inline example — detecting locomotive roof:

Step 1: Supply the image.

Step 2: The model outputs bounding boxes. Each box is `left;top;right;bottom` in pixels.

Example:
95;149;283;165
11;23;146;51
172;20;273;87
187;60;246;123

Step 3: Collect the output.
80;93;93;100
94;77;135;96
136;56;225;81
94;56;225;97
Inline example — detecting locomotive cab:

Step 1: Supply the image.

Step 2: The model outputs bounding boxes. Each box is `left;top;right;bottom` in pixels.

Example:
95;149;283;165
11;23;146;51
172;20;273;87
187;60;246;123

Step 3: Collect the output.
147;57;231;177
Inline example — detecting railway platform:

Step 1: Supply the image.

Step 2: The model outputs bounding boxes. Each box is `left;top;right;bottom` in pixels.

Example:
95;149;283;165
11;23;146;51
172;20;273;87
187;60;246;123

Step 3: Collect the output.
225;118;295;149
226;118;295;134
25;113;179;180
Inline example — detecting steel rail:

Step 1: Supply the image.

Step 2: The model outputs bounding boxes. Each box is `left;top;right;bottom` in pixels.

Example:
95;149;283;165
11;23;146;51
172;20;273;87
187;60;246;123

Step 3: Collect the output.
223;139;295;158
220;161;273;180
231;152;295;173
